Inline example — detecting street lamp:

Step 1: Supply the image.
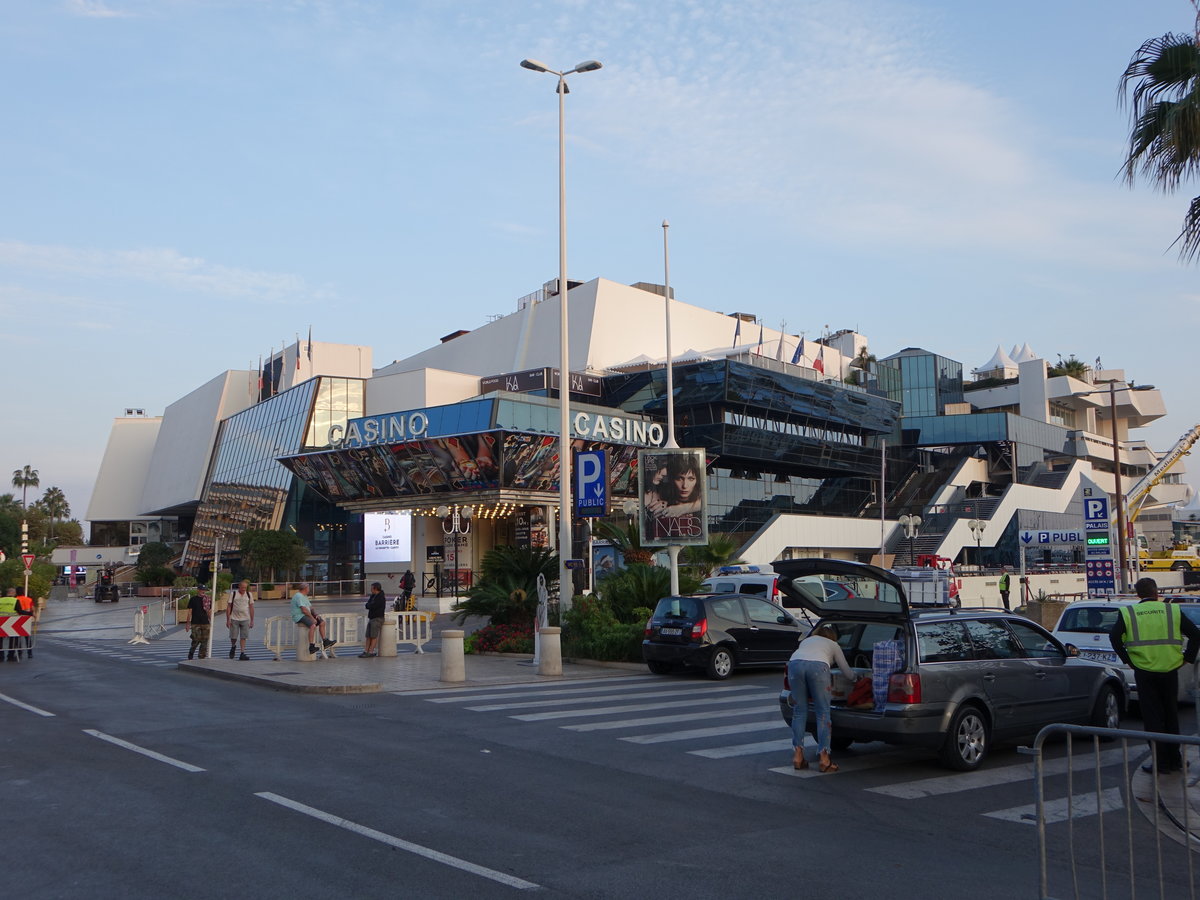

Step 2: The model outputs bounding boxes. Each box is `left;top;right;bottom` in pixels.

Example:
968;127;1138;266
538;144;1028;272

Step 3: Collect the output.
898;513;922;566
436;504;473;599
520;56;603;612
967;519;985;571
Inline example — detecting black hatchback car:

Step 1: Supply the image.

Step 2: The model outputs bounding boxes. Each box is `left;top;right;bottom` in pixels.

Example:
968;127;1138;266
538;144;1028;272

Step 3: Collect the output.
642;593;805;679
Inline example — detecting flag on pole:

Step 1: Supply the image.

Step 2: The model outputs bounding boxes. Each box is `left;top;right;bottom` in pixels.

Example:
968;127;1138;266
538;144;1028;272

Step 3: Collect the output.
732;318;741;348
813;344;825;374
307;326;313;362
775;333;784;361
756;324;764;355
791;338;804;366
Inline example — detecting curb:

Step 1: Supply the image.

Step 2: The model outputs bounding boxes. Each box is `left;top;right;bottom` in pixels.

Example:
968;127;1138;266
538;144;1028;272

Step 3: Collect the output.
176;661;381;694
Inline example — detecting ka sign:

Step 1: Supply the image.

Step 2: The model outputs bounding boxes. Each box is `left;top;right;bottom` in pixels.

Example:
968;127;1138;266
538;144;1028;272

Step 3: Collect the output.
574;450;607;518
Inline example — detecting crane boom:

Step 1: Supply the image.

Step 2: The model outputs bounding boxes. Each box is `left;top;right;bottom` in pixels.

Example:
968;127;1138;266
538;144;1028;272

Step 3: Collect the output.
1125;424;1200;522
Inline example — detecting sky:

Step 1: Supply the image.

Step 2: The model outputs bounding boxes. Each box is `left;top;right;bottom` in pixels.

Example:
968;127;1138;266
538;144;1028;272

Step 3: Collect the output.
3;0;1200;525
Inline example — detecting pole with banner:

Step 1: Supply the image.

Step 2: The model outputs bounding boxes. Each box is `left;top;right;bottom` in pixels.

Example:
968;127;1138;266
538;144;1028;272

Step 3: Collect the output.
206;536;221;660
639;448;708;595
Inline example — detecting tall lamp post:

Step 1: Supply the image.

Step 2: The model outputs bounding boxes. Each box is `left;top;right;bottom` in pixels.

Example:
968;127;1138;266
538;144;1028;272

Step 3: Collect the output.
520;57;603;612
967;519;984;571
899;513;922;566
436;505;472;599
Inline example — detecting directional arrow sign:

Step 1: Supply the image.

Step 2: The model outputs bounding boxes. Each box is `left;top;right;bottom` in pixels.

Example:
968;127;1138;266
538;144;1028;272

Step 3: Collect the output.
574;450;607;517
0;615;32;638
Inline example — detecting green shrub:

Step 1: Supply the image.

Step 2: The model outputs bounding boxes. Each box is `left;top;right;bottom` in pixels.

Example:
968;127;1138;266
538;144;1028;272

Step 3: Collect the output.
469;622;534;654
561;595;643;662
451;546;557;626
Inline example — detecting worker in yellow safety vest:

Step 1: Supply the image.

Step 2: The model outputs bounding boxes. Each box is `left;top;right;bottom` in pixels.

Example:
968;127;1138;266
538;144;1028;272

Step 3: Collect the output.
1111;577;1200;774
0;588;19;661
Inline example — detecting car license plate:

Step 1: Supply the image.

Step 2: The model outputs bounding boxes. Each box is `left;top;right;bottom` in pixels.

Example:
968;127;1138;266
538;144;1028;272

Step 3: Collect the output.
1080;650;1118;664
659;627;682;636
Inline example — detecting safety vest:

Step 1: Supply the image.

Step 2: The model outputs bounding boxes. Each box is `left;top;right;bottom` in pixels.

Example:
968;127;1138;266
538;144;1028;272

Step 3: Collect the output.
0;596;17;614
999;573;1010;591
1119;601;1184;672
15;595;33;614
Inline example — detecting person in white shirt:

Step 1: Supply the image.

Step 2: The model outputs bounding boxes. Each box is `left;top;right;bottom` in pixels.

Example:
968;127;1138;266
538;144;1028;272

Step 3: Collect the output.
788;624;859;773
226;580;255;660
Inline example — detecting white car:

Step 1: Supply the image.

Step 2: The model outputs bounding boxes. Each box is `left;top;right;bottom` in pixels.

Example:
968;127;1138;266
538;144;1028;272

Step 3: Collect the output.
1050;598;1199;705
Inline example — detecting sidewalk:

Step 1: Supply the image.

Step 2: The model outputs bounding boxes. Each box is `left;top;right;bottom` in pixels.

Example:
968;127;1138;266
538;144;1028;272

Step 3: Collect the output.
32;594;641;695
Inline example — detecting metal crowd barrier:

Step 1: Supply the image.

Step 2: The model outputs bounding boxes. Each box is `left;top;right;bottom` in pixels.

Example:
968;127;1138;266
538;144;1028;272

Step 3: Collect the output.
1029;723;1200;899
263;612;433;660
0;614;36;661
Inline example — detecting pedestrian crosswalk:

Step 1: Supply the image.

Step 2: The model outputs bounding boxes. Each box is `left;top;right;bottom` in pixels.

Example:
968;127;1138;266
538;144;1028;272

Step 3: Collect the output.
414;674;1141;827
39;635;277;667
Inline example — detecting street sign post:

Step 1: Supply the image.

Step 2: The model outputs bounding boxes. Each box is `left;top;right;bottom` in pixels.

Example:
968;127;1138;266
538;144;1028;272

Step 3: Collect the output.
1018;530;1085;546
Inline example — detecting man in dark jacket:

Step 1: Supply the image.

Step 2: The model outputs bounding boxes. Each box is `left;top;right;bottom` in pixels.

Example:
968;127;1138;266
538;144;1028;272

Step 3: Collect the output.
185;587;213;660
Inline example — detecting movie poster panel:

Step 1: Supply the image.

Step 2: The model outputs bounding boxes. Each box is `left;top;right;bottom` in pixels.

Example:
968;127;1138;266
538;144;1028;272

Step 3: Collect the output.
638;448;707;547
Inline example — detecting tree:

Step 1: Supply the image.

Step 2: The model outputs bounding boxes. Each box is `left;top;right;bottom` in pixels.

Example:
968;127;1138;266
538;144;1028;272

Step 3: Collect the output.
11;465;39;509
592;519;655;566
680;534;745;580
1047;354;1091;379
239;529;309;584
1120;27;1200;261
55;520;85;546
38;487;69;540
451;546;558;626
136;541;176;586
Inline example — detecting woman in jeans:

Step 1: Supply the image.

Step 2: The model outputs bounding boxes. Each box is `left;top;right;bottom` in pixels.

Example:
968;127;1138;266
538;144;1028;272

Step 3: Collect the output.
788;624;859;773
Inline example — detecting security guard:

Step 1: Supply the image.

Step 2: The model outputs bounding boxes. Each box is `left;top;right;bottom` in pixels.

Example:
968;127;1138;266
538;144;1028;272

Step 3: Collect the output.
14;592;34;659
1111;577;1200;773
0;589;19;661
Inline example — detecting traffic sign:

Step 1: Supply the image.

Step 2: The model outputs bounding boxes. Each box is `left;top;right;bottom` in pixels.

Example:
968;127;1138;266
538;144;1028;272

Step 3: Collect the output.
1083;496;1110;526
574;450;607;517
21;553;35;571
0;615;32;638
1019;530;1085;546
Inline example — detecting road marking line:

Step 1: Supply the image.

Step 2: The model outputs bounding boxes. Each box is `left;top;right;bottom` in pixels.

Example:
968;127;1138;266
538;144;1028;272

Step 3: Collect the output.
983;787;1125;825
426;679;676;704
564;706;770;732
0;692;55;717
866;748;1130;799
621;720;782;744
405;675;658;697
83;730;205;772
469;684;762;712
255;792;540;890
512;692;776;722
691;738;796;758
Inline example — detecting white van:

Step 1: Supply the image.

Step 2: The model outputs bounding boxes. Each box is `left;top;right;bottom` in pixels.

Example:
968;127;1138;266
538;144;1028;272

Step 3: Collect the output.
699;567;780;603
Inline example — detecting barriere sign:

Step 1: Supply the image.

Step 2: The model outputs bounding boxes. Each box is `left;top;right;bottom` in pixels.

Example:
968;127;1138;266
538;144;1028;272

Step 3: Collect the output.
0;616;32;638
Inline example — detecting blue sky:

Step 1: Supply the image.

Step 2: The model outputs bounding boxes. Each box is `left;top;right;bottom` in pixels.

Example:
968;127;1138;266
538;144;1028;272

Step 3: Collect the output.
3;0;1199;522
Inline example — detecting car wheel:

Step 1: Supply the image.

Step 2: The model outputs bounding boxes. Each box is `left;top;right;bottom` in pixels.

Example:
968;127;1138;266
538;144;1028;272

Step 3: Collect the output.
1171;561;1192;571
939;705;989;771
831;734;853;752
646;660;675;675
706;646;735;680
1090;684;1121;731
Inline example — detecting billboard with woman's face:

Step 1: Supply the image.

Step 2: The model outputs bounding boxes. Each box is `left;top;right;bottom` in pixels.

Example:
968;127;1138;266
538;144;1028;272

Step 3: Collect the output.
638;448;708;547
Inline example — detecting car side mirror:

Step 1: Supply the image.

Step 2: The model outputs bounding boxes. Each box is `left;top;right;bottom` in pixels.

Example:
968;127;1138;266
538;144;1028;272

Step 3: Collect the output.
778;615;795;625
1064;644;1080;658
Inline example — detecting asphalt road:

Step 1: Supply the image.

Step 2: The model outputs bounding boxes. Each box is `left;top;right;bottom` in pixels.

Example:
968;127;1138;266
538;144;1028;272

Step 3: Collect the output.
4;642;1198;899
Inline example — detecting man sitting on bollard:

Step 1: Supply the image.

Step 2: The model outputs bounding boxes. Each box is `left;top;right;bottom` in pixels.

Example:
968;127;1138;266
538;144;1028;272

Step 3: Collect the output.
291;583;336;657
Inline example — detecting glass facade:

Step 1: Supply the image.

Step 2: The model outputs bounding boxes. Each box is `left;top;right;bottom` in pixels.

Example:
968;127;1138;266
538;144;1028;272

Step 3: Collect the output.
885;349;964;416
184;377;364;575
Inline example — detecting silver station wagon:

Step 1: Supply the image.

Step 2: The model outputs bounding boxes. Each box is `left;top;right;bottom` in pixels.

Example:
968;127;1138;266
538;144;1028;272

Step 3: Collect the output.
775;559;1126;770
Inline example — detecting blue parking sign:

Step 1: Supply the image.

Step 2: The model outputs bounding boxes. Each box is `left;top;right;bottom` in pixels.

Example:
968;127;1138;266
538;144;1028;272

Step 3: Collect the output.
574;450;607;517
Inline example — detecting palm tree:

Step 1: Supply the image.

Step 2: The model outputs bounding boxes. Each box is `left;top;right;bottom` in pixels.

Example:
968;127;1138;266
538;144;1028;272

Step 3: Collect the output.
593;519;655;566
1048;354;1091;379
11;466;39;509
1120;29;1200;261
39;486;69;540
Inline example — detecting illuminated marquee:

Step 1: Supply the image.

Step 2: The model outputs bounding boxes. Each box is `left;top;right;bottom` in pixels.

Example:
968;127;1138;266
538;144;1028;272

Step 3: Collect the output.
572;412;664;447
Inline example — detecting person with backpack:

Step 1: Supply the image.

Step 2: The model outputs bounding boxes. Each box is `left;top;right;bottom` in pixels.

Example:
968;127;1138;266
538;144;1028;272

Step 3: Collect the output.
400;569;416;611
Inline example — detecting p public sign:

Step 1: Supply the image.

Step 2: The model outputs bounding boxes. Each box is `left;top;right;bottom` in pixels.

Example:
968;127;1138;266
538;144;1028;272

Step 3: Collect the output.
1019;530;1085;546
1083;496;1110;526
574;449;608;518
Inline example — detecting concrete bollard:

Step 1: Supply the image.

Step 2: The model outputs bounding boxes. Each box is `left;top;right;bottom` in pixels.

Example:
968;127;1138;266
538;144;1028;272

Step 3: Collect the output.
379;615;398;658
537;627;562;676
296;626;316;662
440;629;465;682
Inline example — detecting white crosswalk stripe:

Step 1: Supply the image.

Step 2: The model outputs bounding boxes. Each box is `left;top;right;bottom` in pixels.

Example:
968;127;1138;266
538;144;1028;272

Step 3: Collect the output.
40;636;276;666
422;674;1139;828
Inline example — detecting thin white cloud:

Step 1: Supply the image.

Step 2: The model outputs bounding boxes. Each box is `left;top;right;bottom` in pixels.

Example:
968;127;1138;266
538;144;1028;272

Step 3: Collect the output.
65;0;131;18
0;242;333;303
